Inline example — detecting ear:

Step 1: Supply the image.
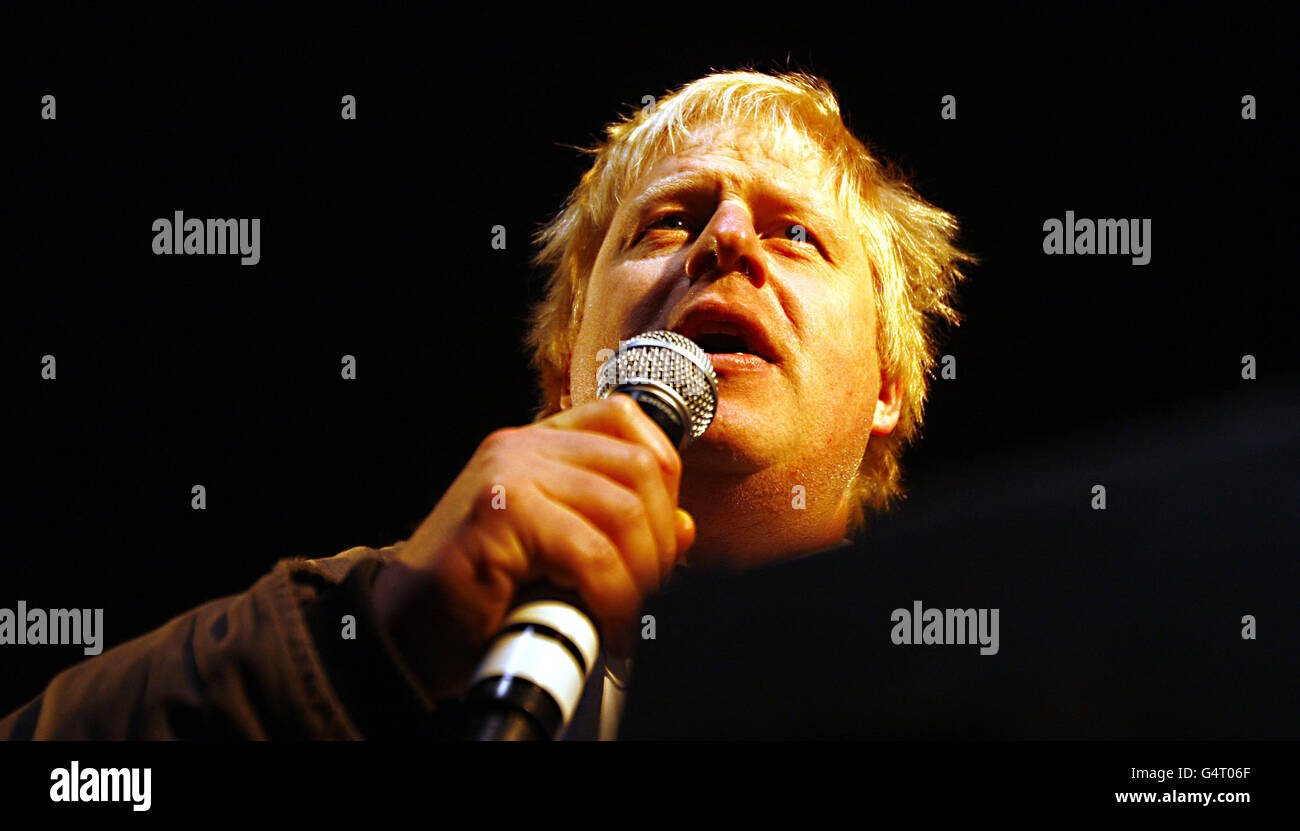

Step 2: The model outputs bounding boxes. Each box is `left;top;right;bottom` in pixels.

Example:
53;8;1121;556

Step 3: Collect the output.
870;372;902;436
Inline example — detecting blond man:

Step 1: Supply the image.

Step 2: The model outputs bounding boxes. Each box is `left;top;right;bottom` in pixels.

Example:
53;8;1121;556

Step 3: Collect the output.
1;70;969;740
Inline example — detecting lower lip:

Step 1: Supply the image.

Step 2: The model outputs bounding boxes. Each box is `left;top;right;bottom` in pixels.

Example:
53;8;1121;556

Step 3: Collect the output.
707;353;771;372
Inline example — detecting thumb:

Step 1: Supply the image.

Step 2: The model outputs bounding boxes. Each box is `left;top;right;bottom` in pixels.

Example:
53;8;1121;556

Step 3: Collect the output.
674;508;696;568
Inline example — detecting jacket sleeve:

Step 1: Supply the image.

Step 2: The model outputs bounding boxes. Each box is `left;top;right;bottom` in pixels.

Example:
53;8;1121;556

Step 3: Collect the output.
0;543;464;740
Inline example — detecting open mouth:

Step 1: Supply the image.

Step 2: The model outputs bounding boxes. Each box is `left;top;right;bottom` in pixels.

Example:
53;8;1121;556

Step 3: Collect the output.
693;332;762;357
690;330;773;373
670;303;780;369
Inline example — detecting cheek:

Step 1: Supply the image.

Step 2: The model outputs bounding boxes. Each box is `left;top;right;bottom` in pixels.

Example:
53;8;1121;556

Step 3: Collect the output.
828;350;879;416
567;272;643;406
569;326;619;407
820;302;881;423
584;261;653;327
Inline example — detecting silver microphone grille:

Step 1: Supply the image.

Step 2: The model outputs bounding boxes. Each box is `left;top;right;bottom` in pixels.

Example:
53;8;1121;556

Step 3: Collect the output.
597;330;719;444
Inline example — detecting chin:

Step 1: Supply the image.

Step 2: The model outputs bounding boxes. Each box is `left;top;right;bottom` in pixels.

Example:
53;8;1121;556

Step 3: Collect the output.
682;410;776;474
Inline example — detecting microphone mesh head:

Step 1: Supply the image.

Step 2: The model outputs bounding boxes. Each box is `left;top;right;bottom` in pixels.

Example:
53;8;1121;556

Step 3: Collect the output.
597;330;719;444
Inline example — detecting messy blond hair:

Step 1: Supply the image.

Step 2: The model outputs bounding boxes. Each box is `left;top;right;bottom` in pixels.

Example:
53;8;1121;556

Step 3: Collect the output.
527;70;973;533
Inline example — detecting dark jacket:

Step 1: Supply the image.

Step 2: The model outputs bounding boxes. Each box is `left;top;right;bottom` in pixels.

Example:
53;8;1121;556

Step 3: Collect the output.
0;544;467;740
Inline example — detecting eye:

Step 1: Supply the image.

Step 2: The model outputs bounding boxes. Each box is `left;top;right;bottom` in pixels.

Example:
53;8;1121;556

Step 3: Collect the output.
772;221;831;260
783;223;813;243
632;212;694;248
647;213;689;232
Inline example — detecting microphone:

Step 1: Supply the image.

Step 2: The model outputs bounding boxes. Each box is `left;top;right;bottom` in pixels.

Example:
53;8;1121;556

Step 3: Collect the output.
463;330;718;740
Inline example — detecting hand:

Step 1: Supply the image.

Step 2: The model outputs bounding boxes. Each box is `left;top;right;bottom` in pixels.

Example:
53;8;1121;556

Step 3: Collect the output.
372;395;695;703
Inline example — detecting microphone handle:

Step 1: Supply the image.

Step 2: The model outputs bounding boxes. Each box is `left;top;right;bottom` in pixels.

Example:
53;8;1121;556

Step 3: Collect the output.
462;586;599;741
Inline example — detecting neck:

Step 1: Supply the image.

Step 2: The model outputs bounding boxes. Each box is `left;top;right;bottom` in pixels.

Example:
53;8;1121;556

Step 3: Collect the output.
677;468;851;574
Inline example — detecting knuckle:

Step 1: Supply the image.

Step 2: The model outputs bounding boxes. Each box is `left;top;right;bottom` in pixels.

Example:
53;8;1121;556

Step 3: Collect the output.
480;471;513;499
608;393;642;421
609;488;648;528
582;535;622;575
478;427;541;475
661;444;682;478
628;447;658;479
478;427;520;457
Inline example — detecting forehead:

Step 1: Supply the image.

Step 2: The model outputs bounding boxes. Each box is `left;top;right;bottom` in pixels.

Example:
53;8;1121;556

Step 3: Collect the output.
621;124;844;216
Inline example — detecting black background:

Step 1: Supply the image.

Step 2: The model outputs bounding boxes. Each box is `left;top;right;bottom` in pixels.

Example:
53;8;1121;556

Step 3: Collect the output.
3;3;1296;744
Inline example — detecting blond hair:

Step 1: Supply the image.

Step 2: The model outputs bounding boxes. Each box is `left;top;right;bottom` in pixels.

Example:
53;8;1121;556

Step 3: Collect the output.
527;70;973;532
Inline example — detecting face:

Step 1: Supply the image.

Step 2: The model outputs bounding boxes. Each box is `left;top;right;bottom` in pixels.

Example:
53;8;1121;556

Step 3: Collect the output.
563;124;900;532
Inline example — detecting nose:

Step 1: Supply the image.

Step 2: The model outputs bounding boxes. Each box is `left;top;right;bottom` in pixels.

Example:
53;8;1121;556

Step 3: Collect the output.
684;200;766;287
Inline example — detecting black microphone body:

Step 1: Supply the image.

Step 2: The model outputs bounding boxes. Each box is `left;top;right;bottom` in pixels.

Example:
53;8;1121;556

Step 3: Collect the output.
462;331;717;740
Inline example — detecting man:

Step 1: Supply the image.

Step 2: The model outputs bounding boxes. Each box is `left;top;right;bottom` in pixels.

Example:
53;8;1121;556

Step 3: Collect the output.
0;70;969;740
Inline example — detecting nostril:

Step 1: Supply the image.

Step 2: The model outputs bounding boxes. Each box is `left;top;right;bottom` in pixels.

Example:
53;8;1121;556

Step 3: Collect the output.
687;242;720;283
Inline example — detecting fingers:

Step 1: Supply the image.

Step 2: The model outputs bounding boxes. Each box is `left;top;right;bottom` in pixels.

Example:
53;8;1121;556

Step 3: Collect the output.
541;395;683;502
512;430;681;580
532;461;670;592
515;482;644;657
395;395;694;673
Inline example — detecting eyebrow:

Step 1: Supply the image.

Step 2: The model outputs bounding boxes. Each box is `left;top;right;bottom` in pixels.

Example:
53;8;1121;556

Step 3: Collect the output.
624;169;848;245
624;173;716;217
